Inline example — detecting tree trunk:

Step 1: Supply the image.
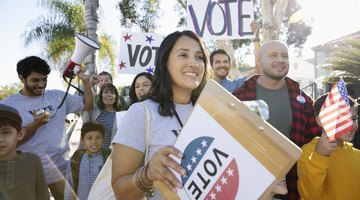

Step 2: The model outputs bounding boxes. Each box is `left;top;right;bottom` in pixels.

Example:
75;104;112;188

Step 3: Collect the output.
84;0;99;77
260;0;288;42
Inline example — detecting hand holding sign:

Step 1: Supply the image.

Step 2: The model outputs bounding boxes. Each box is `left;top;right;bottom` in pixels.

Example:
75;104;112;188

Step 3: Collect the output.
147;146;186;192
155;80;301;199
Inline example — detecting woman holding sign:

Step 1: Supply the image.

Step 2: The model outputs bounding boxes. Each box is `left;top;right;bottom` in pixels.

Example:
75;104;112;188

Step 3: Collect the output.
111;30;211;199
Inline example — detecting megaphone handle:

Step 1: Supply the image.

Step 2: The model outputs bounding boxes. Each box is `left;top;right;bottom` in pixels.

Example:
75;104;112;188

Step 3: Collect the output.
73;66;80;75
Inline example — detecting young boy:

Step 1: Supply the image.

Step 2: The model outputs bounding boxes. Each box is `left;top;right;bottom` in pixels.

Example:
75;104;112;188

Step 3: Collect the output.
64;121;111;200
0;104;49;200
297;94;359;199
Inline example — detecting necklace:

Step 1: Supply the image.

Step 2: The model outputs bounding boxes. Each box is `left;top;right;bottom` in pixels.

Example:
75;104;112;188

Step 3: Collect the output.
172;107;183;128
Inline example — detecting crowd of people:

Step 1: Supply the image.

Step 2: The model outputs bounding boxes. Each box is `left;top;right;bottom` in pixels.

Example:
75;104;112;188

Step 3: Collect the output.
0;28;358;200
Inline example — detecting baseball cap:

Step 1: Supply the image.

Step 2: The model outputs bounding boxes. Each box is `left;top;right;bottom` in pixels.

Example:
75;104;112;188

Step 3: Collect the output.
0;104;22;126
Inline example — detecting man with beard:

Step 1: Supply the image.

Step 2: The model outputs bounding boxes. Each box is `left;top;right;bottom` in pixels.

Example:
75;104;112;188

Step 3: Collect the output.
0;56;94;199
210;49;248;92
210;21;261;92
232;41;321;200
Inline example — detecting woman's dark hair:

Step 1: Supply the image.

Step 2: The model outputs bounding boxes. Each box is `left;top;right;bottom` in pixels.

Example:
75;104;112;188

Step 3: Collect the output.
17;56;51;79
81;121;105;139
97;83;122;111
150;30;212;116
129;72;153;105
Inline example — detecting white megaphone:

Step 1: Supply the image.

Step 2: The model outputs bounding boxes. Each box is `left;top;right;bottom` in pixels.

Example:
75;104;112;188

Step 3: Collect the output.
63;33;100;78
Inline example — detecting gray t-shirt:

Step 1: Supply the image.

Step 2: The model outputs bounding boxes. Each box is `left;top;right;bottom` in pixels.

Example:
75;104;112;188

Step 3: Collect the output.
256;82;292;138
112;99;193;199
1;90;84;184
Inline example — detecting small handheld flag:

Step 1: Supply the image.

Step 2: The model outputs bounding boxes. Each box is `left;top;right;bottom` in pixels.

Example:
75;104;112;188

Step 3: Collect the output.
319;78;353;139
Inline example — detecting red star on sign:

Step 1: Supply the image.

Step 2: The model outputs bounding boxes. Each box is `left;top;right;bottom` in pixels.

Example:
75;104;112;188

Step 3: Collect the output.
123;33;132;41
119;61;126;69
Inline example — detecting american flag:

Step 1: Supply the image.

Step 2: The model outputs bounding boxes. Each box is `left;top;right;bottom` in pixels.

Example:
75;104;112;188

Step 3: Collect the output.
319;78;353;139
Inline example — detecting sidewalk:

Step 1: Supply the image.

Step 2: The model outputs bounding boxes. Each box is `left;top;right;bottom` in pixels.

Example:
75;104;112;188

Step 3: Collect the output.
67;115;83;155
50;116;83;200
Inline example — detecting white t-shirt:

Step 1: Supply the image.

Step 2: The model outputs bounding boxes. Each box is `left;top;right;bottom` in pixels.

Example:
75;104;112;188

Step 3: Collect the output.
1;89;84;184
112;99;193;199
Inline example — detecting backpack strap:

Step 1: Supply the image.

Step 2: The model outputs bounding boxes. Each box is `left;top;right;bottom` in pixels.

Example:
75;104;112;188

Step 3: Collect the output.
101;148;111;164
71;149;86;194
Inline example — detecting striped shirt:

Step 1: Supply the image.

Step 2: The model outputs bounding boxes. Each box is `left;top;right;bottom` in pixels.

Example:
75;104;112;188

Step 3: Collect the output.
64;151;105;200
96;111;116;148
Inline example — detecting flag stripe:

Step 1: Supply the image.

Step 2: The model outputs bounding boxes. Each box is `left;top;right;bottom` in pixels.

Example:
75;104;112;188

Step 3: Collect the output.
319;78;353;138
321;106;351;125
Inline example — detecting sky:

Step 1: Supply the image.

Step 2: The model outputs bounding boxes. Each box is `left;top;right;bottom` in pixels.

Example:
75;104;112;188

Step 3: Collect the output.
0;0;359;89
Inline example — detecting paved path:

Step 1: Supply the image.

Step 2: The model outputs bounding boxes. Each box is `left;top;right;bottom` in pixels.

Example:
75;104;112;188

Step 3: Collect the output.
50;115;83;199
67;115;83;155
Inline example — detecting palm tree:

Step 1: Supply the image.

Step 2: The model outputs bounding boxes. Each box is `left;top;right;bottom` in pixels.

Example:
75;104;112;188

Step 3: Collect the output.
322;38;360;85
23;0;115;77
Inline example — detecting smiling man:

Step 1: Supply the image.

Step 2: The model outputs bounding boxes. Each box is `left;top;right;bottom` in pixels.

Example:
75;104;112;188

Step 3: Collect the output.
0;56;94;199
210;21;261;92
210;49;248;92
232;41;321;200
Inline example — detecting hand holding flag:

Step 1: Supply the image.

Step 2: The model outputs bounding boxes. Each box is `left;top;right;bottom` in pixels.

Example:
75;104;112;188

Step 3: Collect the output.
319;78;353;140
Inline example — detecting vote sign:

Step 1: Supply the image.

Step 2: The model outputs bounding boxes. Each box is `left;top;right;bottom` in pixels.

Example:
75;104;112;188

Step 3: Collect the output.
155;80;301;199
173;106;274;199
186;0;255;40
118;31;164;75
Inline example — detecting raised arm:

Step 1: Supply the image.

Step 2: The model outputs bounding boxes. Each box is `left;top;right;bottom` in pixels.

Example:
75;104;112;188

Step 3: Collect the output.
76;68;94;111
251;20;261;75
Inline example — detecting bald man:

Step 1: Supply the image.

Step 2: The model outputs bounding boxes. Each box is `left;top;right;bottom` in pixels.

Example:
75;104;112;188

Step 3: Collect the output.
232;41;321;200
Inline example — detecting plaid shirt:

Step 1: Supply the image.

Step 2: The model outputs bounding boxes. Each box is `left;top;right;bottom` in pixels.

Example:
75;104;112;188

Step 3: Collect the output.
232;75;321;200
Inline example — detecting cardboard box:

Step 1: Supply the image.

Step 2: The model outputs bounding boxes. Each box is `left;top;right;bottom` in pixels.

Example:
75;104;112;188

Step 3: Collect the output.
155;80;301;199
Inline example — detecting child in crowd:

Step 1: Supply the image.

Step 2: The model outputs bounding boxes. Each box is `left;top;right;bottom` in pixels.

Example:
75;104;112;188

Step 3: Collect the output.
297;94;359;199
82;83;122;148
0;104;49;200
64;121;111;200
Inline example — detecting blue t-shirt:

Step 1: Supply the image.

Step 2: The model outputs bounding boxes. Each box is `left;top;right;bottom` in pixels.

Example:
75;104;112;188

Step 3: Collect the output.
220;77;246;92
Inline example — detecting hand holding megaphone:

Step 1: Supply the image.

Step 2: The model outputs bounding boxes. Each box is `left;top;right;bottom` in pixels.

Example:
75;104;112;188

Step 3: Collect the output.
63;33;100;78
75;66;91;84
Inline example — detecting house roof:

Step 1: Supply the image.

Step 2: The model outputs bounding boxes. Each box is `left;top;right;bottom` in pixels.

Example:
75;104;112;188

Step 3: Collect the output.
311;30;360;52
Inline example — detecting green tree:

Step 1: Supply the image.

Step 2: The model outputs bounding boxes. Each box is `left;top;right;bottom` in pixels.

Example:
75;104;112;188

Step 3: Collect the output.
117;0;160;32
322;38;360;85
23;0;115;77
0;83;22;100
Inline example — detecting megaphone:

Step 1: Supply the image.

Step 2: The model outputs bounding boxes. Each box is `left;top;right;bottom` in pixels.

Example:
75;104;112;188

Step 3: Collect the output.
63;33;100;78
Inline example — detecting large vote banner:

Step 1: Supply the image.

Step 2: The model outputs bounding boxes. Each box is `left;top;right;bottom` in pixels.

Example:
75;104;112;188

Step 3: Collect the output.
118;31;164;75
186;0;255;40
155;80;302;199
